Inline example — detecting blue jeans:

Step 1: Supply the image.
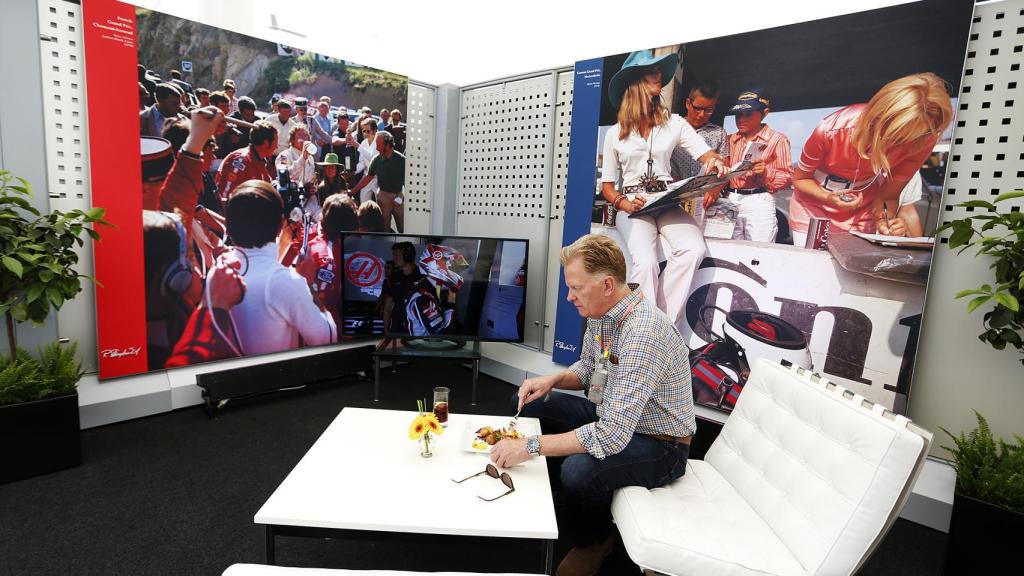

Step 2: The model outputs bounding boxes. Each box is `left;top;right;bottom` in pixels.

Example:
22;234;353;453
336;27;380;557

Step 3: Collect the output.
513;390;689;547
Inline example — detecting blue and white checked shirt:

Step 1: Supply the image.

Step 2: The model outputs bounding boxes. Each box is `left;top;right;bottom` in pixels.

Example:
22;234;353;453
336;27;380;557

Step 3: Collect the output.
568;289;697;459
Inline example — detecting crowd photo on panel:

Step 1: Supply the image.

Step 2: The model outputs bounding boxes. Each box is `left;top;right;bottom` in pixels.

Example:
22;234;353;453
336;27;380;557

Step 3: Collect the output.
137;63;409;371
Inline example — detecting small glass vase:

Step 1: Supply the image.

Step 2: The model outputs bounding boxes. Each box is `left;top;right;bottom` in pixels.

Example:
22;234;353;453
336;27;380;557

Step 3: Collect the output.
419;432;434;458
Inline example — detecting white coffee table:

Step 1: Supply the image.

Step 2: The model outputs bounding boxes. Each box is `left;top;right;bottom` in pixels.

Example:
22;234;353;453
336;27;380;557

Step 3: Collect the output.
255;407;558;573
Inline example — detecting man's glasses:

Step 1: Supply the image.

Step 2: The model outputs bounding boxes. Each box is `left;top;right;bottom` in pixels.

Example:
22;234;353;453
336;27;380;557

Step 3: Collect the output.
688;99;715;114
451;464;515;502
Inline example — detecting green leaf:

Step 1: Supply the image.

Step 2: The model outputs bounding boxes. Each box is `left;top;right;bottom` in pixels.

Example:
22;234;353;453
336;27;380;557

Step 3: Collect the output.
967;295;992;314
1;255;23;278
994;292;1020;312
1001;330;1023;347
38;269;53;283
85;207;106;219
993;190;1024;203
25;284;44;303
10;302;28;322
989;307;1015;329
955;288;991;299
45;287;64;308
960;200;996;210
85;228;101;241
949;225;975;249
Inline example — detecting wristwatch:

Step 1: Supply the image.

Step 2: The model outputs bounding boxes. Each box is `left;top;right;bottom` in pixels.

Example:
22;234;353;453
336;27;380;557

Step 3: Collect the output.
526;435;542;457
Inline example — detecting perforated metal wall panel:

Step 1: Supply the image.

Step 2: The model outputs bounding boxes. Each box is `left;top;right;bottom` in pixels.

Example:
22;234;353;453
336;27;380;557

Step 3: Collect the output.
913;0;1024;450
38;0;88;206
457;73;558;349
404;82;434;234
38;0;97;371
942;3;1024;222
542;71;574;352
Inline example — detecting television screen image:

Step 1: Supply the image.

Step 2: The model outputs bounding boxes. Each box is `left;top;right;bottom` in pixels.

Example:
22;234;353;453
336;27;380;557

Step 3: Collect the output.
341;234;528;341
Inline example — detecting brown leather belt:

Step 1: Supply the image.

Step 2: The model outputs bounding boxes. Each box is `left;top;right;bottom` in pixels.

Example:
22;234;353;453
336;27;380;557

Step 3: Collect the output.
646;433;692;445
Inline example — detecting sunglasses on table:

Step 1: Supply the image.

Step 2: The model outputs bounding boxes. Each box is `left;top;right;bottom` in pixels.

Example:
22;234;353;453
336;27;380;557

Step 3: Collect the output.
451;463;515;502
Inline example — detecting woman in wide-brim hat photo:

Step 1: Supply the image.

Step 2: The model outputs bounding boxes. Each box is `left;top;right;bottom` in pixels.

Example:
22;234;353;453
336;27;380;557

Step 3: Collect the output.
600;49;727;331
315;152;350;204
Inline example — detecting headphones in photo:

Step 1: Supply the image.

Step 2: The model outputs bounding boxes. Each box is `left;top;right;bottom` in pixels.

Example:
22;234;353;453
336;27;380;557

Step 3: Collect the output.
160;212;192;297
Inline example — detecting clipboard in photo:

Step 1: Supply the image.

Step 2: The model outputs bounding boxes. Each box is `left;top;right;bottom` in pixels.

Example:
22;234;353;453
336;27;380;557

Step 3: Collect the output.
850;230;935;249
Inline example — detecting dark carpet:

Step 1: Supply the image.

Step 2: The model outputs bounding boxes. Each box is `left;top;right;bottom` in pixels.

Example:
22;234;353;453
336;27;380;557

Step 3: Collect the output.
0;361;948;575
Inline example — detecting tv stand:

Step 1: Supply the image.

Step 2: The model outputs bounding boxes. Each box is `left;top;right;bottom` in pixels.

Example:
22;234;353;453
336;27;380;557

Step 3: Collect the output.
400;338;464;351
372;339;482;404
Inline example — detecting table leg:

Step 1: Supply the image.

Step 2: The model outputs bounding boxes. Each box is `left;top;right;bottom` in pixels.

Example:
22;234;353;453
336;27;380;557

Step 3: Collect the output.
266;525;276;565
374;357;381;402
544;539;554;574
472;358;479;406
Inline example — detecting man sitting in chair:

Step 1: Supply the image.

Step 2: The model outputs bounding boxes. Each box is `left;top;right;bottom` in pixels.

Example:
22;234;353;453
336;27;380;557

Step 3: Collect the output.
490;234;696;576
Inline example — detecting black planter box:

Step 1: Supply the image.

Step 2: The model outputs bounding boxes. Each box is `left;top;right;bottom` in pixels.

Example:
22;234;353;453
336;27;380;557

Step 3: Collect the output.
0;392;81;484
944;491;1024;575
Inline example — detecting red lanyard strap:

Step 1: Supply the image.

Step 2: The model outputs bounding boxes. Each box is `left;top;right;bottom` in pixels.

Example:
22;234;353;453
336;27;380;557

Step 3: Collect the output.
598;294;641;355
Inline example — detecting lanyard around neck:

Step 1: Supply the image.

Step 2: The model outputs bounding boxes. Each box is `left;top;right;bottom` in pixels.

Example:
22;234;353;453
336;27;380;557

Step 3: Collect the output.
597;293;640;355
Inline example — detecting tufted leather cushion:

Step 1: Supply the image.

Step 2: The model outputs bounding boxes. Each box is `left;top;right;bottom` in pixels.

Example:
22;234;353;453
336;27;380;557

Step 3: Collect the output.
613;460;806;576
612;359;930;576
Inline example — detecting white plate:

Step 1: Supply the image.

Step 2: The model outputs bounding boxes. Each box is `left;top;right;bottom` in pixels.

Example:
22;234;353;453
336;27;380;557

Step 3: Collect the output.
460;417;538;453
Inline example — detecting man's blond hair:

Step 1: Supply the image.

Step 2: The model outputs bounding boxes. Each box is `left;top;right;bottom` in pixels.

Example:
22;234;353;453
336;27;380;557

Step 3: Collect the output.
560;234;627;284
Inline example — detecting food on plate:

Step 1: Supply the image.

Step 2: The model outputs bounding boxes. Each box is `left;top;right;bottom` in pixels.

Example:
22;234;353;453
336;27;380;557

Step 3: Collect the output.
474;425;523;446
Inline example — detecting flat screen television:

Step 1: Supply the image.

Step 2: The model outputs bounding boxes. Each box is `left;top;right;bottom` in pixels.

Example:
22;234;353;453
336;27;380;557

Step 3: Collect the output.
340;233;528;342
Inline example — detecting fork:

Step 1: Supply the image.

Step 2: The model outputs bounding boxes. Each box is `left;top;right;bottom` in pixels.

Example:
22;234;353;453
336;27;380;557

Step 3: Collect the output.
508;407;522;430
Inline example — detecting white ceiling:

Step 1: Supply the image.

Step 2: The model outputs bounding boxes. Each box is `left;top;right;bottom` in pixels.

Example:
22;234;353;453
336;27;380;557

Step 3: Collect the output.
129;0;917;86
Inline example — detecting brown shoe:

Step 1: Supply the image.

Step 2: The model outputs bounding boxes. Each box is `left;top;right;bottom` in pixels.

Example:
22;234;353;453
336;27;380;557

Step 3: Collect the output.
555;532;617;576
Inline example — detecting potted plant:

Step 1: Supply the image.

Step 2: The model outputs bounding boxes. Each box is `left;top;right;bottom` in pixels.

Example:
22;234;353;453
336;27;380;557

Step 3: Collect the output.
937;190;1024;363
940;411;1024;574
0;342;85;483
0;169;108;483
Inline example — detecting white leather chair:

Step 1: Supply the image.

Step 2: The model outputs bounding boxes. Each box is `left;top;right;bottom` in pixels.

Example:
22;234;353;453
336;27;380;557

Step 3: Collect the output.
223;565;545;576
611;359;932;576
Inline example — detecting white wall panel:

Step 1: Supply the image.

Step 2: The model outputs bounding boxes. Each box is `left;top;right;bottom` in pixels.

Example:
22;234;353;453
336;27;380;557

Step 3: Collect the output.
913;0;1024;454
403;82;434;234
542;71;573;353
38;0;97;372
457;73;558;349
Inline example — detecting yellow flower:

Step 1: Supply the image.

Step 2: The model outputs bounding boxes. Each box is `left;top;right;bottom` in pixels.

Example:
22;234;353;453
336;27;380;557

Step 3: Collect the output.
408;415;428;439
423;413;444;435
